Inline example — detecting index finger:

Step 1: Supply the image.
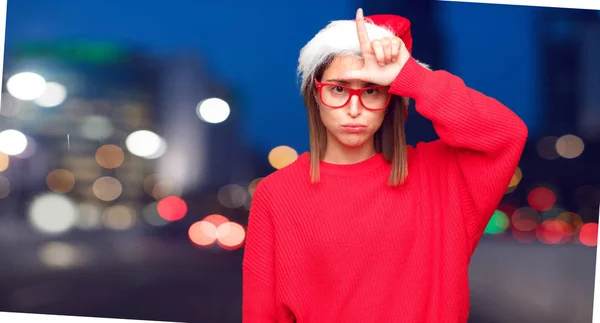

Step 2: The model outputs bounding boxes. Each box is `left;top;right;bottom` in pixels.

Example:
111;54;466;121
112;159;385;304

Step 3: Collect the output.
355;8;371;52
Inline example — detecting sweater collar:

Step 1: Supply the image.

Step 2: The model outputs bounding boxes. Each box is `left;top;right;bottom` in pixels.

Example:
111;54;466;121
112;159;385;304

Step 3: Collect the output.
298;152;388;177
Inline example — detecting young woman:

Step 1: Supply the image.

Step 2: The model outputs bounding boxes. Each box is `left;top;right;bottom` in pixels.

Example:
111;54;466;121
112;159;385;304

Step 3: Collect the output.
242;8;528;323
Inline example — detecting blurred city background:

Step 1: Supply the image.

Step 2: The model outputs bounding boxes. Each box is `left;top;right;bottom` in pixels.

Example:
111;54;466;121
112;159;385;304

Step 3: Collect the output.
0;1;599;323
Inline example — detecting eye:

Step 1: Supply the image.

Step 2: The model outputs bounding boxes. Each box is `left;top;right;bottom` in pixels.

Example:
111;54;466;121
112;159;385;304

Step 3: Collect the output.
333;86;345;93
365;89;379;95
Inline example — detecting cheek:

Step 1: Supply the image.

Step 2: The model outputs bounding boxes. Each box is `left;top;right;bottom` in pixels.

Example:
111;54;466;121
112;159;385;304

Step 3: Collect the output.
319;108;340;129
368;111;387;129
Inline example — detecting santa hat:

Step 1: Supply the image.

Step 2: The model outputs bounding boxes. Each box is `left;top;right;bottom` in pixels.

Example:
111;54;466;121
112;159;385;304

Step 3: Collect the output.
297;14;430;94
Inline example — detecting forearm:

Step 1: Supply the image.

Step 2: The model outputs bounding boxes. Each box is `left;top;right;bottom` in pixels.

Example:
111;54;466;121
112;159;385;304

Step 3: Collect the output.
390;57;528;155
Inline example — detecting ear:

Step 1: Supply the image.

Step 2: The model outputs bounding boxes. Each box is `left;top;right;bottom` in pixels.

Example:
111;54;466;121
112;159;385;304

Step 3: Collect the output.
313;88;321;108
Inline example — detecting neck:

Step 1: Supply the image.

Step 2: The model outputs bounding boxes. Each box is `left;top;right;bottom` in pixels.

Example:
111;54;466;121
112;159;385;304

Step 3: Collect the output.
322;136;377;165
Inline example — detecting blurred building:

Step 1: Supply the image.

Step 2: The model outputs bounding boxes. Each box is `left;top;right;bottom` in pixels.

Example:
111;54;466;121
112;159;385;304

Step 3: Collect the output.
156;53;261;195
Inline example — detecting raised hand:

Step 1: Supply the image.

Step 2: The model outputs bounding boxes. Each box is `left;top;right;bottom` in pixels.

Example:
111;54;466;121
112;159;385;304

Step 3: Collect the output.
338;8;411;86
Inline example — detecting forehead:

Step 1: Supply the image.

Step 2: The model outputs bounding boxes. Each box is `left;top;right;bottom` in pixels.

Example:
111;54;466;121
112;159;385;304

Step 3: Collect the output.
322;55;365;77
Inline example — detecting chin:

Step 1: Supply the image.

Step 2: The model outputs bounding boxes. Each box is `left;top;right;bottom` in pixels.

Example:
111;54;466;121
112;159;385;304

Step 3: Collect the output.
339;135;367;148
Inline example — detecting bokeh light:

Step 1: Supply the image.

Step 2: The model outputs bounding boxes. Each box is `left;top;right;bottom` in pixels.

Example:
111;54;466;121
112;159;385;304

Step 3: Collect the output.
536;219;573;244
157;196;187;221
125;130;166;159
103;205;137;230
578;223;598;247
248;177;263;197
143;174;160;197
0;129;28;156
484;210;510;235
196;98;230;124
38;242;79;269
46;169;76;193
142;202;169;227
505;166;522;194
557;212;585;234
527;187;556;211
95;144;125;169
189;221;218;247
14;135;37;159
79;115;115;140
555;134;584;159
34;82;68;107
27;193;78;235
216;222;246;250
203;214;229;227
92;176;123;201
218;184;248;208
268;145;298;169
6;72;46;100
0;153;9;172
511;207;540;231
146;137;168;159
76;203;103;230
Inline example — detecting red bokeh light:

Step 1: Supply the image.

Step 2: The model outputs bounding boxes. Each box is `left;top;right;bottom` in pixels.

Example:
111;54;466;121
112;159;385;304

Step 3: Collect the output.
527;187;556;211
579;223;598;247
536;219;573;244
157;196;188;221
511;207;540;231
203;214;229;227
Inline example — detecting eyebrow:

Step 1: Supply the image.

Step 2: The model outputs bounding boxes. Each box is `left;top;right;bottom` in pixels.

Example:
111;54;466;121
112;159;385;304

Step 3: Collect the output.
323;79;378;87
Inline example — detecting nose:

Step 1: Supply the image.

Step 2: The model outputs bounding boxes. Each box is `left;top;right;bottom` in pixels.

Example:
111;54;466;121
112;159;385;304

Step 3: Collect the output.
347;95;362;117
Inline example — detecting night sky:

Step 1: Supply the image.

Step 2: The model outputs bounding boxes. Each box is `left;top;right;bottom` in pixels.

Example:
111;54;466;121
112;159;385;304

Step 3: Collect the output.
4;0;541;154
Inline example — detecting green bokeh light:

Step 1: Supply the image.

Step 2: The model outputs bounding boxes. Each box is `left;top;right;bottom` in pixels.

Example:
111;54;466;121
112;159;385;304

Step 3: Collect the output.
485;210;510;235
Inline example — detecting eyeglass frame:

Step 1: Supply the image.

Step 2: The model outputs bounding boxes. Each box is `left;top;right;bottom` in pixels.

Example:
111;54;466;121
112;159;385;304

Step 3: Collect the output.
313;77;392;111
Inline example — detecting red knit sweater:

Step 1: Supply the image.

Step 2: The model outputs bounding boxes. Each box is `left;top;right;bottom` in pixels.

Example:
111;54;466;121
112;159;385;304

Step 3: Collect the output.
242;57;528;323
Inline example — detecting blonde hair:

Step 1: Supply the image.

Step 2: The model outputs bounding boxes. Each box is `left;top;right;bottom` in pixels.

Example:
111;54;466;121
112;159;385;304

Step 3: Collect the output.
302;56;409;187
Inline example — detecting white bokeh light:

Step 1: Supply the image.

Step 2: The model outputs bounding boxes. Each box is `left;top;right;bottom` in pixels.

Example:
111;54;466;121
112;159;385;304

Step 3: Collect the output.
79;115;115;140
125;130;165;159
197;98;230;124
34;82;68;107
38;242;80;268
28;193;78;235
6;72;47;100
146;137;168;159
0;129;28;156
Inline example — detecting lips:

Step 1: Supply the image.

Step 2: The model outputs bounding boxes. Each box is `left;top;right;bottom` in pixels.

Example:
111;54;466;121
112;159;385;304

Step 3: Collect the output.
342;124;367;133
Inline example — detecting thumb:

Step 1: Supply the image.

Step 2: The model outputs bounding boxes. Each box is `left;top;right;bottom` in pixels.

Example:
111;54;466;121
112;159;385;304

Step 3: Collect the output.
337;69;366;81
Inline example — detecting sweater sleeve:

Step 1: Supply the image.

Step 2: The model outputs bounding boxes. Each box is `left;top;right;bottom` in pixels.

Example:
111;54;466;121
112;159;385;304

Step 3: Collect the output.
242;181;276;322
390;57;528;253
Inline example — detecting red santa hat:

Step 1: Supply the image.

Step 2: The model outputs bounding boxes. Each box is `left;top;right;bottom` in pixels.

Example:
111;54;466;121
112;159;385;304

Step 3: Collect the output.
297;13;430;94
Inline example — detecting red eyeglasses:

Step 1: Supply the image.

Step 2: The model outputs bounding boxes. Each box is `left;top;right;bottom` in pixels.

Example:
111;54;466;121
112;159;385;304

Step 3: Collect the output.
314;77;391;110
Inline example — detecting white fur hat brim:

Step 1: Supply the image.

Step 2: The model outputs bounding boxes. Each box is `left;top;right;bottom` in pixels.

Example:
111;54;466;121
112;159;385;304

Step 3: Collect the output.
297;18;430;93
